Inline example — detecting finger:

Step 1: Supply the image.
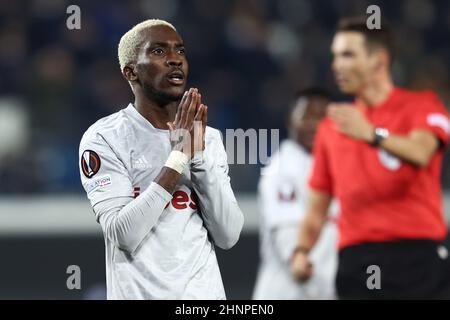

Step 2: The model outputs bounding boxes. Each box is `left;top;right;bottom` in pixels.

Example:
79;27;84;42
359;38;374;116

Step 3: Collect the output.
193;105;204;149
330;117;346;127
328;113;341;124
331;103;353;109
197;94;203;124
329;103;354;114
333;120;346;131
296;271;309;282
202;105;208;130
327;106;342;118
329;110;347;121
197;92;202;108
178;89;192;127
297;265;313;282
185;90;198;126
194;103;204;121
167;122;179;144
167;122;176;131
328;106;347;115
327;103;337;111
335;124;348;134
175;90;189;125
179;88;194;127
335;107;354;117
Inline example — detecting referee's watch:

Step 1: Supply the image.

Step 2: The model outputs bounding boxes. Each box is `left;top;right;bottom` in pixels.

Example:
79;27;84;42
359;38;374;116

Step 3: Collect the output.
371;127;389;146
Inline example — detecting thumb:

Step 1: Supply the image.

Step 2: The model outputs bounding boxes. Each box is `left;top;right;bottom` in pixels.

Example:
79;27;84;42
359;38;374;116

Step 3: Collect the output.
167;122;175;131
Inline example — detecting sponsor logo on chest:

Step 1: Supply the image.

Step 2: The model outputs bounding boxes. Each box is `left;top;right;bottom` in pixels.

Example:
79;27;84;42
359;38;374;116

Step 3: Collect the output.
133;187;198;211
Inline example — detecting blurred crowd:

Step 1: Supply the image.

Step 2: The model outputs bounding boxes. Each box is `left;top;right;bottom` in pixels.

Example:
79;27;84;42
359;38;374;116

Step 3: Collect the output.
0;0;449;193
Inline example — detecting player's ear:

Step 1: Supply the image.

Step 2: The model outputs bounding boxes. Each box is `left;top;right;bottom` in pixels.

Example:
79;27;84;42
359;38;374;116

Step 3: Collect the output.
373;49;389;71
123;64;138;82
368;49;382;72
379;49;390;70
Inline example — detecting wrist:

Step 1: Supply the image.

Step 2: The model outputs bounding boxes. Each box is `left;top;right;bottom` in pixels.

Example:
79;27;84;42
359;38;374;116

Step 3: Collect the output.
365;125;376;144
164;150;189;174
370;127;390;147
292;245;310;257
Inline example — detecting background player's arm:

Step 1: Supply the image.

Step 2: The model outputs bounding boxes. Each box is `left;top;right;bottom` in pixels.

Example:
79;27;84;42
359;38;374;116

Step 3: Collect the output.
328;104;441;167
290;189;331;281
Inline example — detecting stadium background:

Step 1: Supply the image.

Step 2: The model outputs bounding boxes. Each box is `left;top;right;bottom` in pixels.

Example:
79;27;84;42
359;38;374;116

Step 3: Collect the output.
0;0;449;299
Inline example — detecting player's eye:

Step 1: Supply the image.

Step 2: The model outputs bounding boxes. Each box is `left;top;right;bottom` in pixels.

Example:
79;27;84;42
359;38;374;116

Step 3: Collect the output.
152;48;164;55
178;48;186;55
342;51;354;58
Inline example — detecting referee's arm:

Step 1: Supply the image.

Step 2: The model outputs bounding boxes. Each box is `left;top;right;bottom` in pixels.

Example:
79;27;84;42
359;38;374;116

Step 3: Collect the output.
374;130;439;168
327;104;445;168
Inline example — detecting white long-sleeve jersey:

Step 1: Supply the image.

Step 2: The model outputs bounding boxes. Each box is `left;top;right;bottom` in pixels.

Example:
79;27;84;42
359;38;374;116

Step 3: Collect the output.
253;140;338;300
79;104;244;300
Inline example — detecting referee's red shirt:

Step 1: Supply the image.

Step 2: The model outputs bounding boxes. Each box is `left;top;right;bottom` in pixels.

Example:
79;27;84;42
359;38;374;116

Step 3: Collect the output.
310;87;450;250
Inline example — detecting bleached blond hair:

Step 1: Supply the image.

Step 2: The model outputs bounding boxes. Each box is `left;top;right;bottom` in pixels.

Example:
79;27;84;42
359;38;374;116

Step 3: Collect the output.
118;19;177;71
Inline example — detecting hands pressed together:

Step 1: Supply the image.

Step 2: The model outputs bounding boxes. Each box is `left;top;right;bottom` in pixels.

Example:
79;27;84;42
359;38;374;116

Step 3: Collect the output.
167;88;208;159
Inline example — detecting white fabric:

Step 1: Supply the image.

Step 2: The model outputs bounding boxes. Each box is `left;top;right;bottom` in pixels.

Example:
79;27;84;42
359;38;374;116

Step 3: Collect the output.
253;140;338;300
79;104;244;300
164;150;189;174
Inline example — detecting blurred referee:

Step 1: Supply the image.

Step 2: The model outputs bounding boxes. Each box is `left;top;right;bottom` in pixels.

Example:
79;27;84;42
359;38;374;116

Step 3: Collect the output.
291;16;450;299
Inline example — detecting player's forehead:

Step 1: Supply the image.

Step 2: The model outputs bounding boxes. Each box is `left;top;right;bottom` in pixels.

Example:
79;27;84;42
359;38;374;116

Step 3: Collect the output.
331;31;366;53
291;97;328;121
138;25;183;49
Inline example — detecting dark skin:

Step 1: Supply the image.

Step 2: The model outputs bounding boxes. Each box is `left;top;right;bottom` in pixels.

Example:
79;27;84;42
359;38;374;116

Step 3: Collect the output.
284;95;328;280
122;25;207;194
288;96;329;153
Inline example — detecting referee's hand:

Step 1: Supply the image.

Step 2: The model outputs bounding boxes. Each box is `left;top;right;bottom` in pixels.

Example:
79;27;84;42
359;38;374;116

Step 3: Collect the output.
290;251;313;282
328;103;375;143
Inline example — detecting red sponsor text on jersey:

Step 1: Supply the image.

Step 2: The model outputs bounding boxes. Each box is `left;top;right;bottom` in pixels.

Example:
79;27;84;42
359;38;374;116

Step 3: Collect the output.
134;187;198;210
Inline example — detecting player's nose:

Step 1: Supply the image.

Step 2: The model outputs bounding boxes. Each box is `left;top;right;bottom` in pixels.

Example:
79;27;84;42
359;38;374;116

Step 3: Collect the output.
166;51;182;67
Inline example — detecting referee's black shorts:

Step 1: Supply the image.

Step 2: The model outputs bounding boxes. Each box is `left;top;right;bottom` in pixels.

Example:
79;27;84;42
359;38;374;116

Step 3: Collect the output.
336;238;450;299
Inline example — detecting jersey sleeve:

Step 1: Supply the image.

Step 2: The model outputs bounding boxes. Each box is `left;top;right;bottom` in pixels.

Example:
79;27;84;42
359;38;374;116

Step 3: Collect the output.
190;128;244;250
308;121;333;194
79;131;134;213
408;92;450;147
79;130;173;254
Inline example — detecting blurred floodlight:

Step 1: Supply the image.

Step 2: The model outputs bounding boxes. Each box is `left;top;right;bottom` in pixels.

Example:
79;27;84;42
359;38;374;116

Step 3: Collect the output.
0;97;30;159
266;22;302;62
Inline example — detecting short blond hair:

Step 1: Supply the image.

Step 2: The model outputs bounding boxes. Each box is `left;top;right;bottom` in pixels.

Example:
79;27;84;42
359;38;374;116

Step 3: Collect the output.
118;19;176;70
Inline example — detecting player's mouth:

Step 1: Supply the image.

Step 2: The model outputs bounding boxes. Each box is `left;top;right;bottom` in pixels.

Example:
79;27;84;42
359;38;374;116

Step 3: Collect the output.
166;70;185;86
335;73;349;84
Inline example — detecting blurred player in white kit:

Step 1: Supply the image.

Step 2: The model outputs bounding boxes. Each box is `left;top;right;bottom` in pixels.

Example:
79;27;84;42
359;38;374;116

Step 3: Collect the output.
78;19;244;300
253;88;338;300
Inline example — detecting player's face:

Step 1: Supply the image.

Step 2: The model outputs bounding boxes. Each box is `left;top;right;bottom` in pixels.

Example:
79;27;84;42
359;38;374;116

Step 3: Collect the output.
331;32;378;94
135;25;188;103
289;97;328;152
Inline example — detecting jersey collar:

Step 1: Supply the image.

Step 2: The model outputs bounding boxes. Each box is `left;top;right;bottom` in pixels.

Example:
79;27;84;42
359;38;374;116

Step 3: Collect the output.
124;103;170;134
